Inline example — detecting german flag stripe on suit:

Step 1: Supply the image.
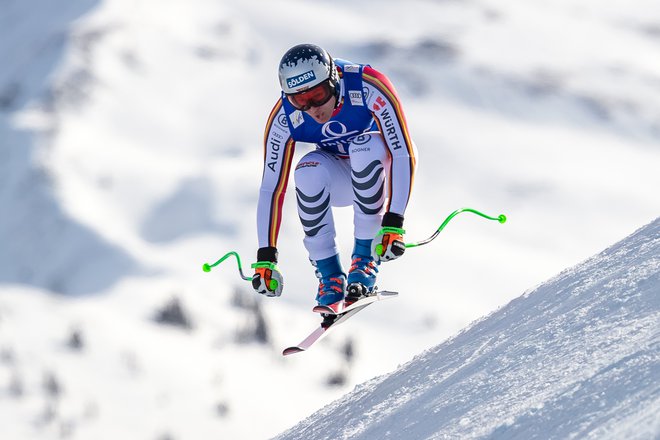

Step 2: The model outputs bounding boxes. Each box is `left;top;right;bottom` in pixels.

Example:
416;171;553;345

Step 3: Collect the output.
263;100;295;247
362;66;416;212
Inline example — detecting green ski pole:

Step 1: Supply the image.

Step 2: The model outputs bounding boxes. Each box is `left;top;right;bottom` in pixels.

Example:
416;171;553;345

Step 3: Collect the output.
202;251;253;281
405;207;506;249
204;208;506;282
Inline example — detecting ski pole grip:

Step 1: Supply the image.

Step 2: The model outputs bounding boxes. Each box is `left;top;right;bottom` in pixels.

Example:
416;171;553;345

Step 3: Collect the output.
251;261;279;290
374;226;406;256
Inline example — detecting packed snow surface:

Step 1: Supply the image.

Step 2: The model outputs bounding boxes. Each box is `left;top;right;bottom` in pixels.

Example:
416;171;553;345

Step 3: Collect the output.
276;219;660;439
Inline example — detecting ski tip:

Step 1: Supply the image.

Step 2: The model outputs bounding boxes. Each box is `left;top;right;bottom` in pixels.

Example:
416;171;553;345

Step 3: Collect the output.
378;290;399;298
282;346;304;356
312;305;332;314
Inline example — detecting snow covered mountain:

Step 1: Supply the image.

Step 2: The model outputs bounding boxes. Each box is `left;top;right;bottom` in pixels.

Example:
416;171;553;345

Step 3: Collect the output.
275;218;660;440
1;0;659;439
0;0;137;294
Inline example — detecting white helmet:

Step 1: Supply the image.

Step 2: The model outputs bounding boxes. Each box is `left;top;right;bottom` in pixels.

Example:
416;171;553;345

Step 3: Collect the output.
278;44;339;95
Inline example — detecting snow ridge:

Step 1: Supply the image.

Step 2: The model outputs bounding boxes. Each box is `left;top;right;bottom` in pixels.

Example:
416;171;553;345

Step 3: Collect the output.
275;218;660;439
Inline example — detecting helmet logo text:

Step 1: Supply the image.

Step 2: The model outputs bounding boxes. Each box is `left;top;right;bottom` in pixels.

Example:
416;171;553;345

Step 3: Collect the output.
286;70;316;89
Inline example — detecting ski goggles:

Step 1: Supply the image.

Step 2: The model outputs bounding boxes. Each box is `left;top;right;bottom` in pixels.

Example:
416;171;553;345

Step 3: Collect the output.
286;80;335;111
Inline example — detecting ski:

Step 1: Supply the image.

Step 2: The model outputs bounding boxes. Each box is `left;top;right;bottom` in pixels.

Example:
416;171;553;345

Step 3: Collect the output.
312;290;398;315
282;291;399;356
282;306;365;356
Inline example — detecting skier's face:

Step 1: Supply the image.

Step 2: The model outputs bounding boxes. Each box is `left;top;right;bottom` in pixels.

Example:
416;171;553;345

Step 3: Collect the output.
305;95;337;124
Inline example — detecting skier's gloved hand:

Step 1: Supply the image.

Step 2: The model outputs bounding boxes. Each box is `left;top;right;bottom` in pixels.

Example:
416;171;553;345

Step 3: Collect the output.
251;262;283;297
372;212;406;263
252;247;284;297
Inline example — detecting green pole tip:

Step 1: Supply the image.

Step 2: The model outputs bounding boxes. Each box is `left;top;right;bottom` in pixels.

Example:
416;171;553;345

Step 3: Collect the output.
202;263;211;272
498;214;507;224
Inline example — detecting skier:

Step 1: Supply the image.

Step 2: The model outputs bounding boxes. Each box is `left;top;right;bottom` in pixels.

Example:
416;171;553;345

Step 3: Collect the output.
251;43;417;316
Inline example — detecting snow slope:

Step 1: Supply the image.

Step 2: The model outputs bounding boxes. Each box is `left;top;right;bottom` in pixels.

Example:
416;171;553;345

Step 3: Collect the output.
275;218;660;439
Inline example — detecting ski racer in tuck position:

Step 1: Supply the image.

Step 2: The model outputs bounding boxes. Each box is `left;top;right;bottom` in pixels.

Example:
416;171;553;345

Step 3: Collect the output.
251;43;418;322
